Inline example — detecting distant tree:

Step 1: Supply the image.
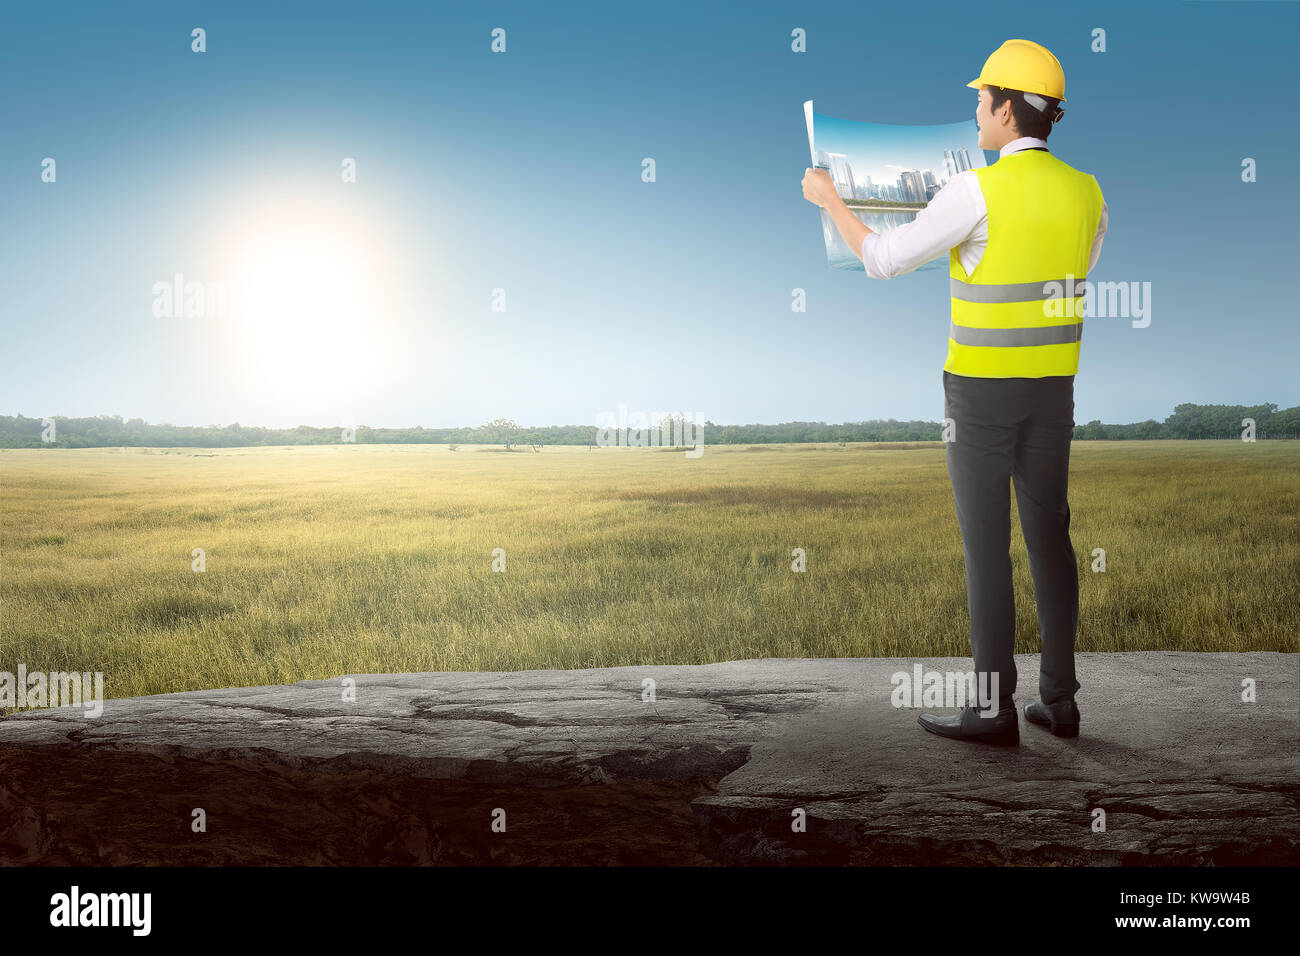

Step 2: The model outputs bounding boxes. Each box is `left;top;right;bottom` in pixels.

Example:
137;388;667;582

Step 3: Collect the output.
1076;419;1105;440
655;413;699;447
1264;406;1300;438
1133;419;1163;439
480;417;522;449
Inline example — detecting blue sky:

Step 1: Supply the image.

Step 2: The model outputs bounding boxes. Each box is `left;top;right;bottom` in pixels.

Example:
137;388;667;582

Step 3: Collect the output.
3;0;1298;428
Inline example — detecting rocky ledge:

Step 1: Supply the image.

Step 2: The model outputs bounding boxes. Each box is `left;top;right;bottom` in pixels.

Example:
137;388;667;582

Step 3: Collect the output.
1;652;1296;865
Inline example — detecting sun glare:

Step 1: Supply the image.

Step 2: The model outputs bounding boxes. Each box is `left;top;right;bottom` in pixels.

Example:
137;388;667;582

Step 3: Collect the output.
220;203;398;414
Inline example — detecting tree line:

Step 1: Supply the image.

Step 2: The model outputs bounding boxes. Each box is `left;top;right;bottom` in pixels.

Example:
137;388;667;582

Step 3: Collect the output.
1;402;1296;448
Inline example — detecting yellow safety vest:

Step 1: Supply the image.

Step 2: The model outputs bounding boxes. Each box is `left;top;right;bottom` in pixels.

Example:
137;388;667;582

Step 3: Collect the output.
946;149;1104;378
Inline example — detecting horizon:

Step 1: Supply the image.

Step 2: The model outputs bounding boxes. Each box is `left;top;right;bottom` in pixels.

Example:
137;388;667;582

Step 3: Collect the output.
5;396;1295;435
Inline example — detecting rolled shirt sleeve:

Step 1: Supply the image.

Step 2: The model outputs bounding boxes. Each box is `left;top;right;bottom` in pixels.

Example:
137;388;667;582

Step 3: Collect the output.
859;170;984;279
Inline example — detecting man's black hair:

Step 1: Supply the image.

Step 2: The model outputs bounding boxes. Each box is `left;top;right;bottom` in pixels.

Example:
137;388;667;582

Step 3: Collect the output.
987;86;1060;140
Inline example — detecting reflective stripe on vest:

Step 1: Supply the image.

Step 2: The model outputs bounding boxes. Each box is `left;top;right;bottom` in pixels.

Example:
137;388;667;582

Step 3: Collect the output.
949;275;1088;304
945;150;1104;378
948;320;1080;347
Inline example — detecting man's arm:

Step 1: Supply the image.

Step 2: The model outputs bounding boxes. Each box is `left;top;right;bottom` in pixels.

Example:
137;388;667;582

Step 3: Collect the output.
821;197;873;263
857;173;983;279
803;166;982;278
1088;201;1108;273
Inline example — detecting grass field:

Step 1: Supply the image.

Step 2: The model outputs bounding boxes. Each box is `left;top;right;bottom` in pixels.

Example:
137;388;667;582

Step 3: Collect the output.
1;441;1297;703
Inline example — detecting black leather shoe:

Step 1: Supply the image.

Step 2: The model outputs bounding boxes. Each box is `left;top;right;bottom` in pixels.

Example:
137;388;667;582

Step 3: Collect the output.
917;705;1019;745
1024;698;1080;737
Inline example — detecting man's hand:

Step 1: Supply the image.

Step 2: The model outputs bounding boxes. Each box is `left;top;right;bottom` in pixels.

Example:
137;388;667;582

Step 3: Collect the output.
803;166;873;263
802;167;837;207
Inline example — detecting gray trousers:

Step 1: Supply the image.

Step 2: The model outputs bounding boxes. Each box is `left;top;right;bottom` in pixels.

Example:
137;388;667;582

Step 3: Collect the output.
942;370;1082;708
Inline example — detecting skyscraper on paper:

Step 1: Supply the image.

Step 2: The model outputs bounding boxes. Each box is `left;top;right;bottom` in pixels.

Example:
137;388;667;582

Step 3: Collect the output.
825;152;858;200
943;147;973;179
898;169;928;203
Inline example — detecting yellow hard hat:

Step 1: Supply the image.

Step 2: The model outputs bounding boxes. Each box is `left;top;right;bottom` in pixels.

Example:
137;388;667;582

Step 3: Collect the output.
967;39;1066;102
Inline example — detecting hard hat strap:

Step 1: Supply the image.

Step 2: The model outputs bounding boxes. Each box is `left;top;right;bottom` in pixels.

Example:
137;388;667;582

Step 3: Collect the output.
1022;91;1066;123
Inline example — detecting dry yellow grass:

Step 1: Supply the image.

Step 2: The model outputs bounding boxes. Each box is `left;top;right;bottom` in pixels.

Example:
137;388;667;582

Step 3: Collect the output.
1;440;1296;703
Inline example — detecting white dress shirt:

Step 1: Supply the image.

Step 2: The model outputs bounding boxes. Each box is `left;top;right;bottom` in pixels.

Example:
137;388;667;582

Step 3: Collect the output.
859;136;1108;279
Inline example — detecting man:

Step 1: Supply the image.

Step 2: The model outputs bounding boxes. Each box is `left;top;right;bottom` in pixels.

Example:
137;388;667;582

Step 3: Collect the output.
801;39;1106;745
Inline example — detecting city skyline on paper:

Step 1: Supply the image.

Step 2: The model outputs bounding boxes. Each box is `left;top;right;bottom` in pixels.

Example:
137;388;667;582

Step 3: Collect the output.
810;112;987;206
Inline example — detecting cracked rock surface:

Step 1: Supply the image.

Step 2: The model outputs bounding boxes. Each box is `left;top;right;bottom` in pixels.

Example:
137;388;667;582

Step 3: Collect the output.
1;653;1296;865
